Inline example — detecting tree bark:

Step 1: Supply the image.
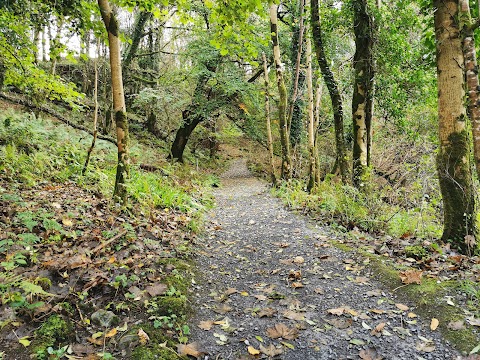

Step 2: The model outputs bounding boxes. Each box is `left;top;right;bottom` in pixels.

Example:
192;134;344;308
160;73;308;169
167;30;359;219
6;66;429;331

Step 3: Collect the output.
311;0;348;183
263;52;277;184
352;0;375;188
270;4;292;180
98;0;129;204
434;0;477;253
123;10;152;70
306;35;316;191
459;0;480;181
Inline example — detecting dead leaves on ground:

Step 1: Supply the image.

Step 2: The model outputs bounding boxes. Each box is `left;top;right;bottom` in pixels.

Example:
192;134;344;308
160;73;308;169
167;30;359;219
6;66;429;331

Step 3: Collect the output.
399;269;423;285
266;323;299;340
177;342;204;358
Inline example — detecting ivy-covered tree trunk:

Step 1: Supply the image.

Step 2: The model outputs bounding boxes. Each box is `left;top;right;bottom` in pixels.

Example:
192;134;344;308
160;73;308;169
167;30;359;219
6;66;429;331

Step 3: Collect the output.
270;4;292;180
311;0;348;183
123;10;152;70
263;52;277;184
352;0;375;188
459;0;480;181
306;35;316;191
434;0;477;253
98;0;129;204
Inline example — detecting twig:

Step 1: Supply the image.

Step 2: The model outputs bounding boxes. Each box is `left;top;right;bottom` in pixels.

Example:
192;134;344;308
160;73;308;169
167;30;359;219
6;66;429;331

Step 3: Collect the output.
92;229;128;255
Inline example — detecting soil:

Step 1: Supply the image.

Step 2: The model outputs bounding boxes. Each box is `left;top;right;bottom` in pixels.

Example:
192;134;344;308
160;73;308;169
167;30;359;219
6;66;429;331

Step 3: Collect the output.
188;159;466;360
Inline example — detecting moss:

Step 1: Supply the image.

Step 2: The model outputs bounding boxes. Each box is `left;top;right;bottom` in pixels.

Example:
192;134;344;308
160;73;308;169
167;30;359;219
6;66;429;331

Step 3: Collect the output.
32;314;73;359
368;256;480;354
330;240;354;252
404;245;428;260
154;296;189;316
131;345;186;360
129;324;186;359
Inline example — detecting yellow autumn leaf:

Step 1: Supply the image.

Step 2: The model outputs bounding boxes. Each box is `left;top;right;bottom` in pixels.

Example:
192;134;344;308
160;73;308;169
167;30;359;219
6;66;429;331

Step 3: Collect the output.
138;328;150;345
431;318;439;331
105;328;117;338
247;346;260;355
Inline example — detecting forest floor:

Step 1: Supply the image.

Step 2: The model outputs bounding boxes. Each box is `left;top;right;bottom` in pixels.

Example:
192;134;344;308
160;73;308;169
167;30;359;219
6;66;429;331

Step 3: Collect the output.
187;158;479;360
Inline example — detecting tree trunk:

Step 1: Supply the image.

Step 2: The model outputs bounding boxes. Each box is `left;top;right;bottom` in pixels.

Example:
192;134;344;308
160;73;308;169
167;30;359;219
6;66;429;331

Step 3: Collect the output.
434;0;477;253
459;0;480;181
170;110;204;162
311;0;348;183
306;35;316;192
352;0;375;188
270;4;292;180
98;0;129;204
123;10;152;70
50;18;64;75
314;80;323;185
288;0;306;149
263;52;277;185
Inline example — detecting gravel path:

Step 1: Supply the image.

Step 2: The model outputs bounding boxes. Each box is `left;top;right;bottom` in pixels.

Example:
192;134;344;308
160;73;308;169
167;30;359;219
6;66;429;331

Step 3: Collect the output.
189;159;462;360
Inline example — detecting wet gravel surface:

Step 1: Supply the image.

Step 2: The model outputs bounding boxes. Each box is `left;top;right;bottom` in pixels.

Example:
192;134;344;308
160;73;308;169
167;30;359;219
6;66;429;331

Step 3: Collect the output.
189;159;463;359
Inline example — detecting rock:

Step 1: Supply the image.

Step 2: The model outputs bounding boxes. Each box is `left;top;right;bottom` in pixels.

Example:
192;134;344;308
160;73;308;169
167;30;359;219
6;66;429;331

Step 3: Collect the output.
91;310;119;327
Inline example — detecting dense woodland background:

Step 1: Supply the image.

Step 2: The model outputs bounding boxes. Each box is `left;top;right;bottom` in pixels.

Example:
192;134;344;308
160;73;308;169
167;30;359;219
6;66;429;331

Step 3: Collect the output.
1;0;480;358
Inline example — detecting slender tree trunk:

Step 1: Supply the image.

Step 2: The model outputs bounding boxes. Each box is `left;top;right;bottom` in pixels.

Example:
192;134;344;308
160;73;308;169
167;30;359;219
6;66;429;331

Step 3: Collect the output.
263;52;277;184
123;10;152;70
306;35;316;191
98;0;129;204
270;4;292;180
83;40;100;175
311;0;348;183
352;0;375;187
41;29;47;62
434;0;477;253
459;0;480;180
288;0;306;149
314;80;323;184
33;26;41;64
50;18;64;75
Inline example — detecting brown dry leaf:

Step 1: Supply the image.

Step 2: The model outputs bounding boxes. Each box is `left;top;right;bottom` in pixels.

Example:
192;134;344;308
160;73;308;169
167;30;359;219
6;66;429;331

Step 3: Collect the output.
260;344;284;357
447;320;465;330
138;328;150;345
370;309;386;314
288;270;302;280
247;346;260;355
266;323;299;340
416;341;435;353
407;312;417;318
145;283;168;297
254;294;267;301
314;288;324;294
327;307;346;316
293;256;305;264
105;328;117;338
325;318;353;329
467;317;480;327
359;347;383;360
258;308;277;318
177;342;203;358
198;320;214;331
366;290;382;297
291;282;304;289
399;270;423;285
370;322;386;337
282;310;305;321
430;318;439;331
214;304;233;314
224;288;237;296
87;337;103;346
355;276;369;284
395;303;409;311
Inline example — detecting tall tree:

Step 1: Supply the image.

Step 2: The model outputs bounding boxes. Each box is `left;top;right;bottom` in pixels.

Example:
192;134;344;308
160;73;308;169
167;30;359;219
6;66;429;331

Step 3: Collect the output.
98;0;129;204
306;33;316;191
434;0;477;253
263;52;277;184
352;0;375;187
270;3;292;180
311;0;348;183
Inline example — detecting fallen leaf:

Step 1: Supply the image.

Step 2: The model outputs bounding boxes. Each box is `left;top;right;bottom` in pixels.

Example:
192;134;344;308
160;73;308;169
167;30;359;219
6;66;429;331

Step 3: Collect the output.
105;328;117;338
138;328;150;345
281;341;294;349
224;288;237;296
430;318;439;331
399;270;423;285
291;282;304;288
370;322;386;337
177;342;203;358
282;310;304;321
18;337;31;347
327;307;345;316
395;303;409;311
213;332;228;344
366;289;382;297
467;317;480;327
288;270;302;280
266;323;299;340
145;283;168;297
350;338;365;346
198;320;214;331
247;346;260;355
325;318;352;329
416;341;435;353
258;308;277;318
260;344;283;356
359;347;383;360
254;294;267;301
62;218;73;226
447;320;465;330
293;256;305;264
87;337;103;346
407;312;417;318
240;291;249;296
214;304;232;314
355;276;369;284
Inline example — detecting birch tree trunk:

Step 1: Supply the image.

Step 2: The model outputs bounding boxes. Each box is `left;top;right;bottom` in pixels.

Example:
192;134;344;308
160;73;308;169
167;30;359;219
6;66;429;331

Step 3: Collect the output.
270;4;291;180
311;0;348;183
263;52;277;184
352;0;375;188
434;0;477;253
98;0;129;204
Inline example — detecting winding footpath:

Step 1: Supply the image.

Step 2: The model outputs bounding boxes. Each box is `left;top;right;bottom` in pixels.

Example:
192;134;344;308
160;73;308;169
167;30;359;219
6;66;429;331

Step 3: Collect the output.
189;159;462;359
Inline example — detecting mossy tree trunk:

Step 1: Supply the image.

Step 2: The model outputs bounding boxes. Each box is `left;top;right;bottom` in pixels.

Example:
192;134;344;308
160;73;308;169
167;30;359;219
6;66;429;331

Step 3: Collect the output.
270;4;292;180
434;0;477;253
263;52;277;185
311;0;348;183
98;0;129;204
352;0;375;188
